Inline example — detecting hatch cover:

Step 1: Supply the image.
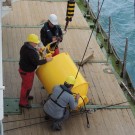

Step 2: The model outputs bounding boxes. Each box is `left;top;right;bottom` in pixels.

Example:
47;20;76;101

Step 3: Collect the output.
4;98;22;115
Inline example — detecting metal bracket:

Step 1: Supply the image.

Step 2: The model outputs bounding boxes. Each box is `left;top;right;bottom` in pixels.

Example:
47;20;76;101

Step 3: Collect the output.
0;86;5;90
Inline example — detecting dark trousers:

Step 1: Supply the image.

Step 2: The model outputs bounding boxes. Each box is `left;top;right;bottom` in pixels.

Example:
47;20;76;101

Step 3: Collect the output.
45;109;70;130
19;68;34;105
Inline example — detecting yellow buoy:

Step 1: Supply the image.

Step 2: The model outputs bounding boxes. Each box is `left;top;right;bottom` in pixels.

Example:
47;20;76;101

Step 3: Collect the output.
36;52;89;108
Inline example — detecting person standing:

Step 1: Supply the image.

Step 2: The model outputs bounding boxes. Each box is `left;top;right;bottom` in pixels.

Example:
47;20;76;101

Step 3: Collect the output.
43;76;80;131
19;34;52;109
40;14;63;56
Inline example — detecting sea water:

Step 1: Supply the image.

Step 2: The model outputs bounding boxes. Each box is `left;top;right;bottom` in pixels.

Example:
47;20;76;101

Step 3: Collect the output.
89;0;135;87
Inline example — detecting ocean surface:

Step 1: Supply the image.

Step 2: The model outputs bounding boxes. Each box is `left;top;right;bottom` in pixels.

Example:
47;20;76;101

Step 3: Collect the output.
89;0;135;87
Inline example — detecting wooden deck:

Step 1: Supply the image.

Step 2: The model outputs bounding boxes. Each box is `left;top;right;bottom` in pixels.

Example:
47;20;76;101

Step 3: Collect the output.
2;1;135;135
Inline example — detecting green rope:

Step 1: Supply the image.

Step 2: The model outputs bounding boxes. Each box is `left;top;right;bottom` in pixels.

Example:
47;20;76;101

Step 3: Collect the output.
21;0;80;2
21;0;67;2
2;25;42;28
2;24;90;30
85;104;130;109
2;59;19;62
74;59;107;64
3;59;107;63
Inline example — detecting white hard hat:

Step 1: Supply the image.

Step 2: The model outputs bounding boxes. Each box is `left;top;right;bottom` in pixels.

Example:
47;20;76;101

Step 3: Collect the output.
49;14;58;25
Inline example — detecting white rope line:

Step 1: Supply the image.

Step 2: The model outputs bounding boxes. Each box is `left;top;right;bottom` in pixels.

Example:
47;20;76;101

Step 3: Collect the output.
110;34;123;47
98;24;107;39
99;17;108;26
111;22;125;39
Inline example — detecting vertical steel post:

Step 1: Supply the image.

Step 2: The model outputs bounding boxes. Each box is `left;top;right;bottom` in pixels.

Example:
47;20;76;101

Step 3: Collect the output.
96;0;100;33
83;0;87;7
107;17;111;53
98;0;100;14
86;0;90;15
121;38;128;80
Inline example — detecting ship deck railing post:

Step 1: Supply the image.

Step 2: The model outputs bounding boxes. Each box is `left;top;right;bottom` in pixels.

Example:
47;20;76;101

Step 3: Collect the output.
106;17;111;63
86;0;91;17
96;0;100;33
107;16;111;54
120;38;128;81
82;0;87;7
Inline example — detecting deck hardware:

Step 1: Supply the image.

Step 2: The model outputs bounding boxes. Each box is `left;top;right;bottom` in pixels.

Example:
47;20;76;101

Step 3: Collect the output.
74;59;107;64
115;60;119;65
77;50;94;66
103;68;113;74
100;44;103;48
120;81;135;101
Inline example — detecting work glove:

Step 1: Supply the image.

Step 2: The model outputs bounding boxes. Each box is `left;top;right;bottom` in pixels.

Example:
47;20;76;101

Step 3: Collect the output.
75;94;80;102
45;57;53;62
56;37;63;42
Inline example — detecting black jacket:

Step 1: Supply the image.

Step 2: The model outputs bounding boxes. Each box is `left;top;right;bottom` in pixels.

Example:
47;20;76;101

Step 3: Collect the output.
19;42;47;72
40;22;63;46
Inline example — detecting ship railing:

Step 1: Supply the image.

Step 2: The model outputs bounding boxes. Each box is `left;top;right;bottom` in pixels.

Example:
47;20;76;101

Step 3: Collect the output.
81;0;135;94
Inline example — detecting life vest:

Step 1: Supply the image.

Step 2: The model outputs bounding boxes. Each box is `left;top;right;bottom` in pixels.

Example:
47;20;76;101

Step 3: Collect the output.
50;85;72;109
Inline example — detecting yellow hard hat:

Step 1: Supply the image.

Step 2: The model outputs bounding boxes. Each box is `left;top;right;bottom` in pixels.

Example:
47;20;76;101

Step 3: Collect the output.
27;34;40;44
65;76;76;85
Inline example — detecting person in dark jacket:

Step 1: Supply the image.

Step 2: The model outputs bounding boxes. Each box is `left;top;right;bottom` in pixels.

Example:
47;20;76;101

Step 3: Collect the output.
19;34;52;109
40;14;63;56
43;76;80;131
